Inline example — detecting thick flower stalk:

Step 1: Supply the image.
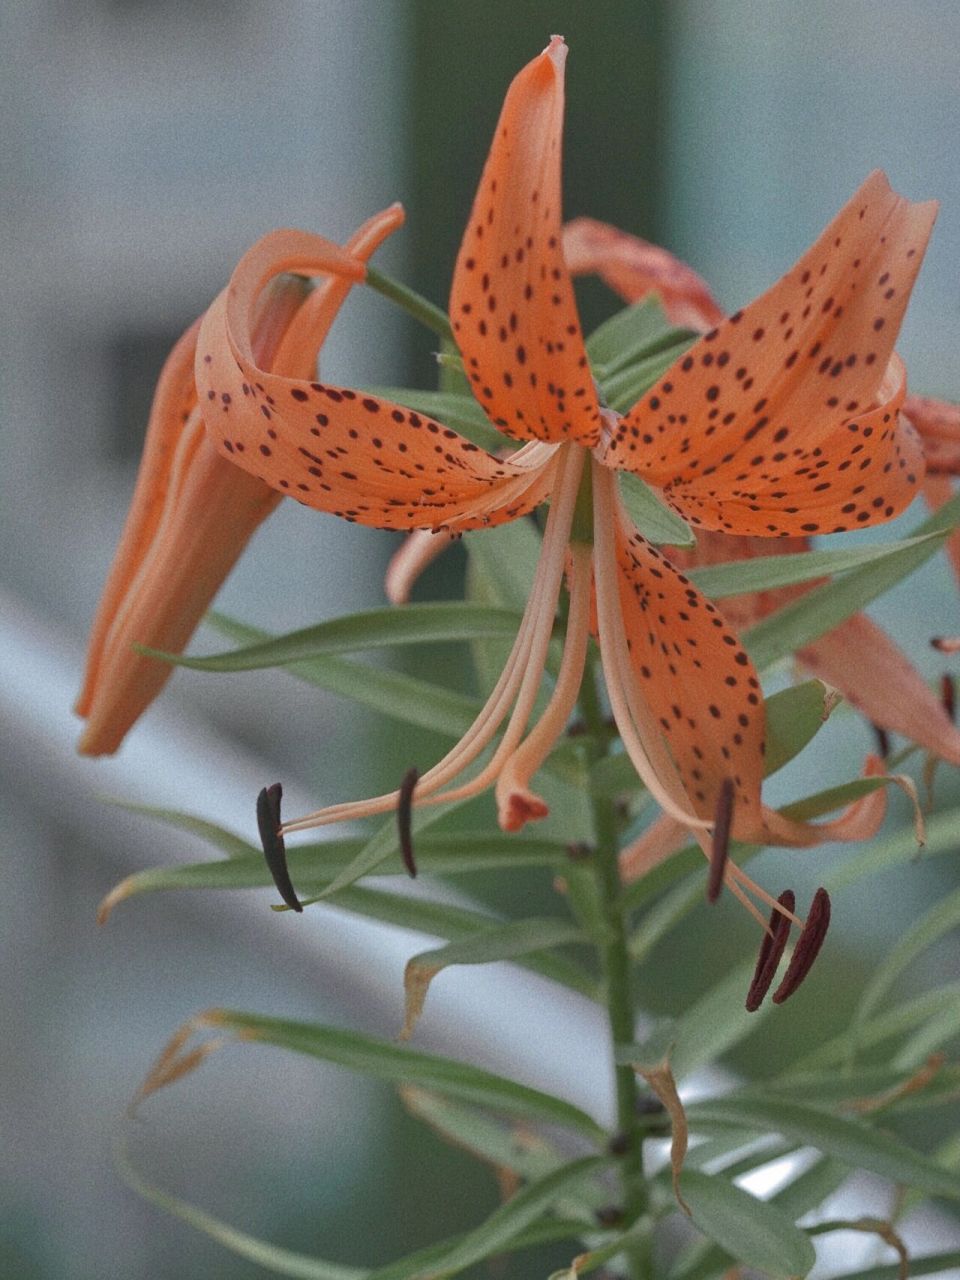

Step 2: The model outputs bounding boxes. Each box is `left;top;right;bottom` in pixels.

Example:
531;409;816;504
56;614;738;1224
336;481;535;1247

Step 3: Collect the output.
76;207;403;754
187;37;936;874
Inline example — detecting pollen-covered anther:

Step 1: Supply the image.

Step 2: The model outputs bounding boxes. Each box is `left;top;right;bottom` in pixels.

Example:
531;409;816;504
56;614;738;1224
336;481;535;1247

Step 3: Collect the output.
745;889;795;1012
256;782;303;913
397;767;419;878
706;778;735;904
942;674;956;725
772;887;832;1005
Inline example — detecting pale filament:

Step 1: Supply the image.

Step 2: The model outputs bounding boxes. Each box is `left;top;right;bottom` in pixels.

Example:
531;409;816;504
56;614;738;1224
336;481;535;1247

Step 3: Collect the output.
280;442;584;836
591;461;711;831
385;530;456;604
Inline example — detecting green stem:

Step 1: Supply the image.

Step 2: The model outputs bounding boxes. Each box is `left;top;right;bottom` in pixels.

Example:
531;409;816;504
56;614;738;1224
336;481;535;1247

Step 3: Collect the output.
579;652;653;1277
364;266;453;340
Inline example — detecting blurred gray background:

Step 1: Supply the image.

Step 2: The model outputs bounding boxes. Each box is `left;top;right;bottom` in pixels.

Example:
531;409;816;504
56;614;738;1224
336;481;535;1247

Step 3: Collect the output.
2;2;959;1276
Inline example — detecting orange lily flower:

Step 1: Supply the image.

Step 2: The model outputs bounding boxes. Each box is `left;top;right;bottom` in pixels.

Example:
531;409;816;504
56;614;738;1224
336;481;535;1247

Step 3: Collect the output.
76;207;404;755
563;217;960;771
192;35;936;890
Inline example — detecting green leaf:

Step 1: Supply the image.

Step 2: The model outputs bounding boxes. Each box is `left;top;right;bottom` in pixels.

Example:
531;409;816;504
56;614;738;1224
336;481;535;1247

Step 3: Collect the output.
141;603;525;672
827;805;960;892
103;800;256;859
618;473;695;547
117;1145;365;1280
600;333;699;413
763;679;834;775
585;295;672;369
679;1169;815;1278
212;1010;606;1141
895;995;960;1068
689;533;947;600
826;1250;960;1280
777;775;883;823
854;884;960;1032
208;612;481;737
463;520;543;614
668;957;772;1080
100;830;571;921
401;918;589;1038
743;528;948;672
363;1219;586;1280
366;1156;609;1280
361;388;503;453
686;1094;960;1199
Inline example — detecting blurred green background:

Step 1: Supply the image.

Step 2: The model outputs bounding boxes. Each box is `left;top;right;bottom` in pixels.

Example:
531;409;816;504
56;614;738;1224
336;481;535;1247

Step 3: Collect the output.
3;1;959;1276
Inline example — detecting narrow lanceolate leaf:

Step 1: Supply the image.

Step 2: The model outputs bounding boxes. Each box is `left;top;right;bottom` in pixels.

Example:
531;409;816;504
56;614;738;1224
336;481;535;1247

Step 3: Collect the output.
690;532;949;600
585;295;672;370
103;799;257;859
763;680;835;776
400;918;587;1040
209;612;481;737
207;1010;606;1140
686;1095;960;1200
825;1251;960;1280
600;333;699;413
854;884;960;1031
139;602;525;672
361;388;504;453
98;832;571;922
463;519;543;613
827;804;960;892
744;527;949;672
117;1147;364;1280
365;1156;609;1280
679;1170;815;1278
668;957;772;1080
618;473;695;547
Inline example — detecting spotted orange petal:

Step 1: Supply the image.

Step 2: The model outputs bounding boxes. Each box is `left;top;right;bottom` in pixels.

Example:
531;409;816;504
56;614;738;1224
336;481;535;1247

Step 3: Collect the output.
562;216;724;332
613;502;767;840
198;224;556;531
449;36;601;448
603;171;937;537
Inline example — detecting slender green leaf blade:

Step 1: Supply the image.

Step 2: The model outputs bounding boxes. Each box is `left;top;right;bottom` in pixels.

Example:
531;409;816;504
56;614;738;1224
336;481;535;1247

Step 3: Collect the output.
585;295;671;368
618;473;695;547
141;603;525;672
361;388;503;452
214;1011;606;1140
680;1169;815;1277
828;1250;960;1280
827;805;960;892
744;528;948;671
686;1095;960;1199
601;334;698;412
104;800;257;859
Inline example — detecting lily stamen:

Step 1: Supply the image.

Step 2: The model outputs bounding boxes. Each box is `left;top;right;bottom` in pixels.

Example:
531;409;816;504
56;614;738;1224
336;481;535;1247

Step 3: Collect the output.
745;889;796;1012
772;887;832;1005
256;783;302;913
942;674;956;723
397;768;419;878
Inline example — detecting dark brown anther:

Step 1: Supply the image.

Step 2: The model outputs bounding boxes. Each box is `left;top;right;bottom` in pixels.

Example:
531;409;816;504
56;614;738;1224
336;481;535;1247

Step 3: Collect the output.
772;887;832;1004
594;1205;625;1228
398;767;419;878
745;889;795;1012
257;783;302;913
942;674;956;724
566;841;594;862
871;722;891;759
607;1131;631;1157
707;778;735;904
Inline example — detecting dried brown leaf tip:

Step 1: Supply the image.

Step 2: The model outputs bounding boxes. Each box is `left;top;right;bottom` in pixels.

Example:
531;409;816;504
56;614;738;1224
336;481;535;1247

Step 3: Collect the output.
772;886;832;1005
397;767;419;878
706;778;735;904
745;889;795;1012
257;783;302;913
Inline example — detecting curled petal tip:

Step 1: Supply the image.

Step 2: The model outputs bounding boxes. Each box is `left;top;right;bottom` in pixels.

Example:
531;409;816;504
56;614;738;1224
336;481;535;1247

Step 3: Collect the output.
498;789;550;833
546;34;568;61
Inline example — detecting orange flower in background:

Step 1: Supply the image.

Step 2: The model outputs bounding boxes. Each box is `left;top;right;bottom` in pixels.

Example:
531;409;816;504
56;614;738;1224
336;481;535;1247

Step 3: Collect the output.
76;207;403;755
563;215;960;771
187;35;936;883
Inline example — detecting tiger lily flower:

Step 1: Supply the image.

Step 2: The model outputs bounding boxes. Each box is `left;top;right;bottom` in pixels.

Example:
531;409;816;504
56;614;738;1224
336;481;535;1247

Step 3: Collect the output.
76;206;404;754
191;35;935;886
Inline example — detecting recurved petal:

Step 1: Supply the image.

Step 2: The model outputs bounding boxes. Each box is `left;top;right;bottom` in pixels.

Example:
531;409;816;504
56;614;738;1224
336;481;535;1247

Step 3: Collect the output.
198;228;554;531
761;754;889;846
662;353;926;537
904;394;960;475
612;500;767;840
76;317;201;721
603;171;936;513
797;612;960;766
449;37;601;447
562;217;724;332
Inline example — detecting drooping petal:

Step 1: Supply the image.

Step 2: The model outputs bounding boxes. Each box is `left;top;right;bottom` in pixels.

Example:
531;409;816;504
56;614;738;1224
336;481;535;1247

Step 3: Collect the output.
761;754;889;846
449;36;602;447
562;217;723;332
662;355;927;537
798;612;960;766
602;172;937;536
197;225;557;530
